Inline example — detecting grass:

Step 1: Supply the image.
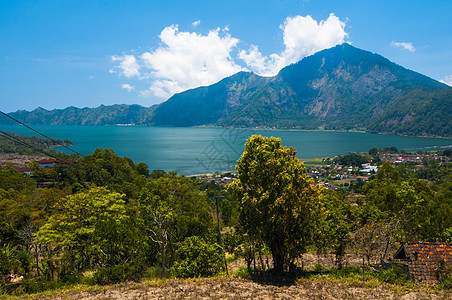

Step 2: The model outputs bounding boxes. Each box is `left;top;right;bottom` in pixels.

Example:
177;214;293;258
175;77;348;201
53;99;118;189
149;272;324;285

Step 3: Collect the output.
301;157;330;167
3;273;448;299
2;264;450;299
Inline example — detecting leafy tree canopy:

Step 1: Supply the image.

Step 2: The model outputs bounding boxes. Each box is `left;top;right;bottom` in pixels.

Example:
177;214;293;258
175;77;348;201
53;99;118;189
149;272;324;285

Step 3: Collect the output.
227;135;322;273
35;187;129;270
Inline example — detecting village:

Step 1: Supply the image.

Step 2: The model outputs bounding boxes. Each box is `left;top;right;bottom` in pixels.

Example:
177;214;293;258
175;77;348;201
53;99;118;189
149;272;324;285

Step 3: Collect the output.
197;150;451;191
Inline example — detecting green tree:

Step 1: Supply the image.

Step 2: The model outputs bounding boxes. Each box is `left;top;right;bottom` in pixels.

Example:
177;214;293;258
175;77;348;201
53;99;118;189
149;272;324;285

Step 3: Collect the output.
316;189;356;268
138;172;213;275
334;153;369;167
227;135;321;273
421;184;452;241
35;187;129;272
0;164;36;193
169;236;222;278
66;148;148;198
92;217;149;270
363;163;427;241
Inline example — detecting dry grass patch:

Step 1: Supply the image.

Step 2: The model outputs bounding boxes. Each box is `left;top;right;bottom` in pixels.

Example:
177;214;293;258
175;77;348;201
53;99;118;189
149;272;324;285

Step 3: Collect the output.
7;277;451;299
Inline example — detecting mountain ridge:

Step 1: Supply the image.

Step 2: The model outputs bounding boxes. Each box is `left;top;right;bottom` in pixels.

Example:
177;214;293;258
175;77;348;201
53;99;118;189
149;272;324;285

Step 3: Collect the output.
2;44;451;137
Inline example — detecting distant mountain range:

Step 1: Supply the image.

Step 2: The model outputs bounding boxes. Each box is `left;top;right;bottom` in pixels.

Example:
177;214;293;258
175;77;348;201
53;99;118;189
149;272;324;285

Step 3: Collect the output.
3;44;451;137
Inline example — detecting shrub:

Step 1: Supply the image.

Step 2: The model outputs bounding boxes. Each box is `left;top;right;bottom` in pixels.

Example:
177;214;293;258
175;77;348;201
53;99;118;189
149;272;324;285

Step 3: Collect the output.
91;262;147;285
0;245;19;277
313;263;326;272
331;265;363;278
170;236;223;278
92;266;122;285
436;260;452;290
376;265;408;284
18;276;61;295
16;250;33;276
235;266;250;278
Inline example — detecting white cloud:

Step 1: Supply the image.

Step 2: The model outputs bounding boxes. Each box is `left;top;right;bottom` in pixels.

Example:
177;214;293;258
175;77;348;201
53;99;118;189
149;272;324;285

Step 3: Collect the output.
192;20;201;27
440;75;452;86
110;54;140;77
138;25;243;98
391;41;416;52
240;13;348;76
121;83;135;92
111;14;348;99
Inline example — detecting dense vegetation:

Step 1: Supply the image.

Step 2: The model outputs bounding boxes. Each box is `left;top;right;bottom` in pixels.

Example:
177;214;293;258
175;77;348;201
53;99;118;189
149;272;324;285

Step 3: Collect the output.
0;132;71;156
1;104;156;126
3;44;451;137
1;135;451;296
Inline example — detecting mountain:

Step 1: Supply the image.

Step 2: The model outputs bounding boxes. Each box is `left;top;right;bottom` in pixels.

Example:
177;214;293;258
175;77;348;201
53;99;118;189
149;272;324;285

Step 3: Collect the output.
1;104;157;126
152;43;451;136
2;44;451;137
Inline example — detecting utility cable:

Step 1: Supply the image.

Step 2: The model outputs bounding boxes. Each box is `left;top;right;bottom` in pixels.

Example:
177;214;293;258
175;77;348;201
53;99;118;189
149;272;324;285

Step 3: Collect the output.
0;130;60;159
0;111;84;157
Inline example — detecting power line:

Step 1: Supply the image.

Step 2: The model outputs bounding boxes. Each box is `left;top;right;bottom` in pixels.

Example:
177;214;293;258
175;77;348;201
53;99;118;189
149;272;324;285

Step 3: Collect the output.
0;111;84;157
0;131;60;159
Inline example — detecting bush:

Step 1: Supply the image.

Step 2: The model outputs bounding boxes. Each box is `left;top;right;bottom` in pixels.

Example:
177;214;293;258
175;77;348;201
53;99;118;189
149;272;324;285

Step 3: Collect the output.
92;266;122;285
91;262;147;285
16;250;33;276
376;265;408;284
313;263;326;272
438;276;452;290
170;236;223;278
436;260;452;290
331;265;362;277
235;266;250;278
60;271;81;284
223;231;243;257
0;245;19;277
17;276;61;295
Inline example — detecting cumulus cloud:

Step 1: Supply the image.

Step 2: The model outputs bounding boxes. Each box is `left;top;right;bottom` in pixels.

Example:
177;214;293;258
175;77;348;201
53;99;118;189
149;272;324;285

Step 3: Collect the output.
121;83;135;92
138;25;243;98
110;55;140;77
240;13;348;76
440;75;452;86
391;41;416;52
111;14;348;99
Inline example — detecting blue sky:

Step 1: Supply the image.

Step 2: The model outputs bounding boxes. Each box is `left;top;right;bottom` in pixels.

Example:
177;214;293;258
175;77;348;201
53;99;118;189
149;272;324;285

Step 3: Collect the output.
1;0;451;113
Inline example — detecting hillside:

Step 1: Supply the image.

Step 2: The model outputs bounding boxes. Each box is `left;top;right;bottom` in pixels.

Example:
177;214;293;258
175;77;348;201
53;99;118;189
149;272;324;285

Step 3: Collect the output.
153;43;451;136
1;104;157;126
2;44;451;137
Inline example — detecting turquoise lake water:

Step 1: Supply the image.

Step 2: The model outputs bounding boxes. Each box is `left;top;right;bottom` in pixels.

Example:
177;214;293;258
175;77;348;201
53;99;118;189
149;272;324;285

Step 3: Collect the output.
1;125;451;175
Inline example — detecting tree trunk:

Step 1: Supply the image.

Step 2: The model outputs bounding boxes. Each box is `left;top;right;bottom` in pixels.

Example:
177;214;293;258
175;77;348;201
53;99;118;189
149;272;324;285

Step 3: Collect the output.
272;251;284;274
161;241;165;277
35;244;40;276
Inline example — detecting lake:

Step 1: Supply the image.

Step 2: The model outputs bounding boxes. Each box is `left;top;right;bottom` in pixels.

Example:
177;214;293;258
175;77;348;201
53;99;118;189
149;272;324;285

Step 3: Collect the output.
1;125;451;175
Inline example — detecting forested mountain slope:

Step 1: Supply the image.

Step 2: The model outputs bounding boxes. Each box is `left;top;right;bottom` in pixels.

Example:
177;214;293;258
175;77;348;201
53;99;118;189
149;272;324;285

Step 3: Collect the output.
3;44;451;137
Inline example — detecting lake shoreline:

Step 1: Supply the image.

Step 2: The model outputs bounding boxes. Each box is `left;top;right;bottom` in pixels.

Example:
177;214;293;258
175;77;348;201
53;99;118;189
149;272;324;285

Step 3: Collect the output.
1;125;451;175
194;125;452;139
3;123;452;139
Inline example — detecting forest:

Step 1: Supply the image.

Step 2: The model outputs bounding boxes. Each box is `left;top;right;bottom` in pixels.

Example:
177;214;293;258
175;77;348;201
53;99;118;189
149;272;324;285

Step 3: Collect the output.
1;134;452;296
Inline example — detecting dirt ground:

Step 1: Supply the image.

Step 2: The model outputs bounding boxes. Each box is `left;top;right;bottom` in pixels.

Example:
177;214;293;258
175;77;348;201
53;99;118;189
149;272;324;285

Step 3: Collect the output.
14;254;450;300
0;153;45;168
20;277;451;300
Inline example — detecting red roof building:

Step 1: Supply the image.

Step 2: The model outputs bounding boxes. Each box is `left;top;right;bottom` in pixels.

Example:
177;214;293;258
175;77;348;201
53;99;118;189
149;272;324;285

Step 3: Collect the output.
15;167;33;174
393;242;452;284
